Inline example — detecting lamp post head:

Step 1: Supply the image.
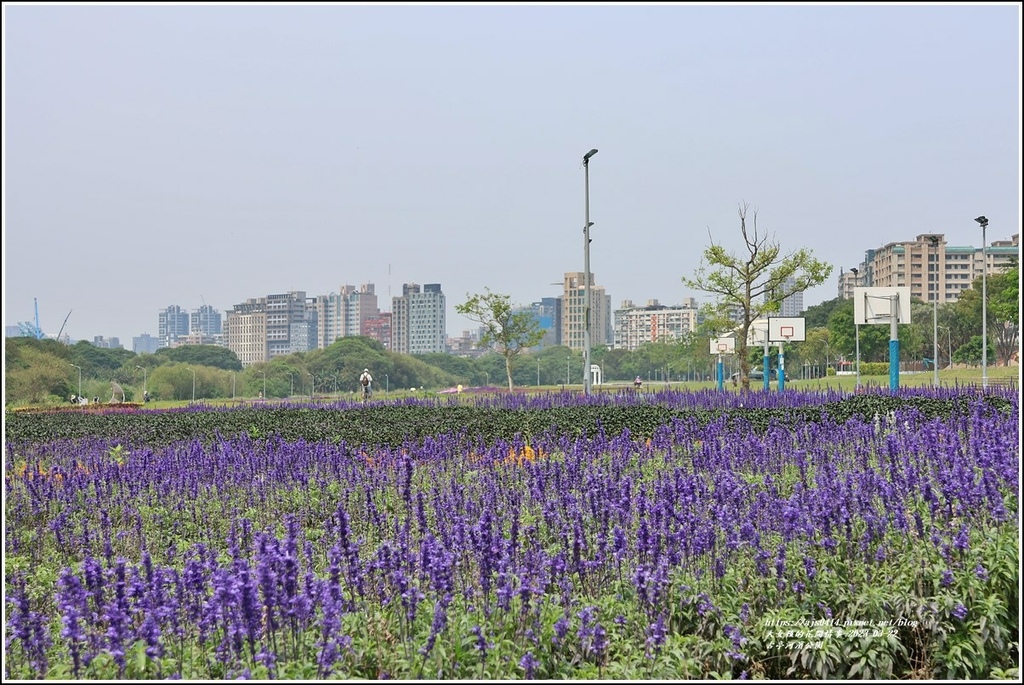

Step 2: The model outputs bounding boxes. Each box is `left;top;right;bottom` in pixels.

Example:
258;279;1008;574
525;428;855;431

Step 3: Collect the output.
583;148;599;162
975;215;988;228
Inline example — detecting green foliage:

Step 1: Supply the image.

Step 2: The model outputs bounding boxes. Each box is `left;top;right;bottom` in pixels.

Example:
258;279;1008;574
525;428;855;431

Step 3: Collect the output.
952;335;996;366
69;340;135;376
682;204;833;389
456;289;545;391
5;393;1011;450
154;344;242;371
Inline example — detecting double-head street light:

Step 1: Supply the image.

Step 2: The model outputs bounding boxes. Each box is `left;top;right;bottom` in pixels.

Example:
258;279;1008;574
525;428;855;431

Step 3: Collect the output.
582;147;598;396
70;363;82;400
928;236;940;387
975;215;988;389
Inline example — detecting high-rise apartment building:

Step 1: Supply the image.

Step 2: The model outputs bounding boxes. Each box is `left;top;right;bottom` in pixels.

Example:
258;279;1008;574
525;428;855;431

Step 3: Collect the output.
613;298;700;351
561;272;611;351
312;283;381;349
391;283;446;354
223;298;269;367
514;298;562;350
224;291;312;366
157;305;190;347
132;334;161;354
765;276;803;317
190;304;222;336
841;233;1019;303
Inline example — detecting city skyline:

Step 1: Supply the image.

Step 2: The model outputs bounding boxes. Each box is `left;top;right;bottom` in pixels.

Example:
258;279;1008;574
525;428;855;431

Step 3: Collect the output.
4;4;1020;346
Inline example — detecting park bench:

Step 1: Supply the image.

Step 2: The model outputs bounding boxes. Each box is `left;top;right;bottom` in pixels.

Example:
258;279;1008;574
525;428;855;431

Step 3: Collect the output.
986;377;1017;392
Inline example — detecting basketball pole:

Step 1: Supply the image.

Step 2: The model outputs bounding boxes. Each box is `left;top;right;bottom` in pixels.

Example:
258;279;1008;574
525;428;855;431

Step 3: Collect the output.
889;294;900;392
763;331;770;392
716;353;724;391
778;340;786;391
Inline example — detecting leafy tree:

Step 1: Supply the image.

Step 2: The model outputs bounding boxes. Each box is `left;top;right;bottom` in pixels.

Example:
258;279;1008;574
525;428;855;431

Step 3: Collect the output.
4;345;72;405
987;265;1019;366
155;344;242;371
952;335;996;366
801;297;846;330
682;204;832;389
69;340;135;377
826;298;912;364
456;289;544;391
954;265;1019;366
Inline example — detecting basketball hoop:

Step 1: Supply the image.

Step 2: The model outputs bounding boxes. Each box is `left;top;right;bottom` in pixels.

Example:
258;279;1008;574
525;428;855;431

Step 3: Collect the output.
717;343;729;353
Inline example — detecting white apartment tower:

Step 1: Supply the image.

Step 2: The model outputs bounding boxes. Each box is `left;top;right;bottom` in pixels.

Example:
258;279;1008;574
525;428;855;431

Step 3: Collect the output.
562;272;611;351
391;283;446;354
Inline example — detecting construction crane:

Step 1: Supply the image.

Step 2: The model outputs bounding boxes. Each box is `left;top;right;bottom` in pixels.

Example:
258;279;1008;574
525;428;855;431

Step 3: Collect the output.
17;298;44;339
56;310;73;342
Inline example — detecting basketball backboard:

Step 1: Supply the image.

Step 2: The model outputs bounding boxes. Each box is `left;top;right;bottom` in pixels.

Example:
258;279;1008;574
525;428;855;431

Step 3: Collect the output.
746;319;769;347
853;287;912;326
768;317;806;343
710;336;735;355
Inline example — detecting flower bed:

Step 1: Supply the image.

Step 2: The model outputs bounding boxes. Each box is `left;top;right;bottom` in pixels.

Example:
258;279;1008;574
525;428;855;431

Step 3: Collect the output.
4;389;1019;679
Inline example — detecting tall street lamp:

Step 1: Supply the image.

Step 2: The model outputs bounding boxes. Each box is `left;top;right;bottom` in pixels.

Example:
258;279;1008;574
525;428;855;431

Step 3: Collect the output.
537;358;541;386
384;373;389;394
975;215;988;389
566;355;571;386
229;371;236;400
70;363;82;400
258;370;266;399
135;365;147;397
938;325;953;370
851;267;861;389
186;367;196;402
289;372;294;397
928;236;940;387
582;147;598;395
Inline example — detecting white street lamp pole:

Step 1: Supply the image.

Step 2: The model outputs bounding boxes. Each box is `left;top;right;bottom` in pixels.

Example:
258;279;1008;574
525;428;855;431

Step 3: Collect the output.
258;370;266;399
582;148;598;396
975;216;988;389
928;236;940;387
385;373;389;394
186;367;196;402
537;358;541;386
851;268;861;390
135;365;147;397
230;371;236;399
71;363;82;400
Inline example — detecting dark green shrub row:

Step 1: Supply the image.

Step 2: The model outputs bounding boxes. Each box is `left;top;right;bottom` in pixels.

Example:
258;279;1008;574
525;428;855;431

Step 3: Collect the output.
4;394;1012;450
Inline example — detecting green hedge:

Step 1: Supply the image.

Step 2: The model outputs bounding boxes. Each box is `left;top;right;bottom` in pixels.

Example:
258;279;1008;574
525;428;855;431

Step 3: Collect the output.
4;394;1012;450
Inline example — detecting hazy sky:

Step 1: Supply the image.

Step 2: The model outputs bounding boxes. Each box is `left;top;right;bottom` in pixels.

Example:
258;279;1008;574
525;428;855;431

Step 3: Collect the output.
3;2;1021;346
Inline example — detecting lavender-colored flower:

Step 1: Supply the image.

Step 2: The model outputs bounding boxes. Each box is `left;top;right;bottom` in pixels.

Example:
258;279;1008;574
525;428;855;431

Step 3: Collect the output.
941;570;954;588
952;603;968;620
56;568;88;678
645;615;667;658
471;625;492;659
519;651;540;679
552;615;570;646
974;564;989;581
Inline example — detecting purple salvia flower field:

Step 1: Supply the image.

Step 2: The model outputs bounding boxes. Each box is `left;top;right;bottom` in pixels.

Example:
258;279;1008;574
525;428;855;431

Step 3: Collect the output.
3;388;1019;679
